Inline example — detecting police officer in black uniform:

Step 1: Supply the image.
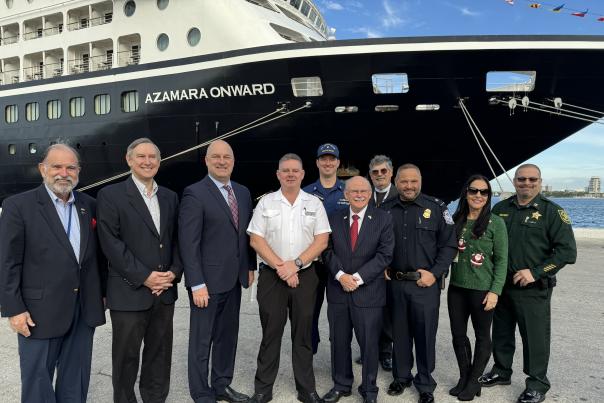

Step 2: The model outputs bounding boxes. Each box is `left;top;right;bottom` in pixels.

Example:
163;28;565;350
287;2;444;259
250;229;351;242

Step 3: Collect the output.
382;163;457;403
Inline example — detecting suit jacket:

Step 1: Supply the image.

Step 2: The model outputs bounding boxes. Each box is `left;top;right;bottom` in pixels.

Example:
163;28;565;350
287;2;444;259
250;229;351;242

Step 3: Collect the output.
0;185;106;339
369;184;398;208
97;177;182;311
178;175;254;294
323;205;394;308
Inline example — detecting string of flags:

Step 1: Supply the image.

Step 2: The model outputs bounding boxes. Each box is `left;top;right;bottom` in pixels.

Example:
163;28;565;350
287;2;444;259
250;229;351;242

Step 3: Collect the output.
503;0;604;21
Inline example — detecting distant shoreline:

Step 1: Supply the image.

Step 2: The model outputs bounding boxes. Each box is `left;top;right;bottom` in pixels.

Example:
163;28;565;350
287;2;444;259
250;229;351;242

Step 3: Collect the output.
573;228;604;239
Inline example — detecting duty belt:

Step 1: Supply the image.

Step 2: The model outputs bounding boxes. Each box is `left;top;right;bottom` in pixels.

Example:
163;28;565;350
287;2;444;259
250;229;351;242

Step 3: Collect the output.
388;269;420;281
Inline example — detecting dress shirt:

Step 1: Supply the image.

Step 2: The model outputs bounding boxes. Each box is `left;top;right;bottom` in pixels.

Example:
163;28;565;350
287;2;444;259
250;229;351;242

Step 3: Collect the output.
334;206;368;285
191;175;235;292
45;185;80;263
247;189;331;268
131;174;160;234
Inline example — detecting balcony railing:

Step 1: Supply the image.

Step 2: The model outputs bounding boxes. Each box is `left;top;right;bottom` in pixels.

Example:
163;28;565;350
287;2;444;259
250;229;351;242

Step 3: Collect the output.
90;53;113;71
1;69;20;85
67;13;112;31
23;65;44;81
68;58;90;74
44;62;64;78
23;29;43;40
0;34;19;45
117;49;140;66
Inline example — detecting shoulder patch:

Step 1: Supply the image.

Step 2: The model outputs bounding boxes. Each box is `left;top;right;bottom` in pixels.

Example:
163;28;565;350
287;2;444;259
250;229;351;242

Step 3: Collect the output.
443;209;454;225
558;209;572;224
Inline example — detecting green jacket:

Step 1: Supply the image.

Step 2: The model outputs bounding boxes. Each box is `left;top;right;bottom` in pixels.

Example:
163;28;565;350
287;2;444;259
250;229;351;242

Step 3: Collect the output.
492;193;577;280
450;214;508;295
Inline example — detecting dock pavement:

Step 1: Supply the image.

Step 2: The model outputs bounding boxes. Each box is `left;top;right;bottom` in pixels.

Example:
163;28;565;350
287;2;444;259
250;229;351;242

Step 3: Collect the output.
1;229;603;402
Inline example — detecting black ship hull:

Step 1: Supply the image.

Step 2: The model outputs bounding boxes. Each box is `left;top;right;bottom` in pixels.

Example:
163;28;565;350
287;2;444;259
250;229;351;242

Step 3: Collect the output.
2;36;603;203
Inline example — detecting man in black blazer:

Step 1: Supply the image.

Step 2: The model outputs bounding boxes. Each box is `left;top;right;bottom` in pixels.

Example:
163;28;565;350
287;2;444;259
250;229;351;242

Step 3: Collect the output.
178;140;254;403
97;138;182;403
0;144;106;403
322;176;394;403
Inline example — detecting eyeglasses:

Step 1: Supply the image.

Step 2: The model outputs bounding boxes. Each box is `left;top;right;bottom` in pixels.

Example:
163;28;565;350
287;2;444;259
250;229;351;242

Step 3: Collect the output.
467;187;490;196
515;177;540;183
370;168;389;176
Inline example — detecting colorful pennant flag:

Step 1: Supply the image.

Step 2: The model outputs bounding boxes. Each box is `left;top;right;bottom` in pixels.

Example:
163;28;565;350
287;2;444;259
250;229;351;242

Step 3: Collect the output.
598;17;604;21
529;3;541;8
571;9;588;17
500;0;604;23
506;0;515;4
552;4;564;12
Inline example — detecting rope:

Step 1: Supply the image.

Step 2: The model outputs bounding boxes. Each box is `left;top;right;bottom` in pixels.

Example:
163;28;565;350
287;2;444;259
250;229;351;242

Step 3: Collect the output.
512;97;604;122
494;99;603;125
546;99;604;116
78;101;312;192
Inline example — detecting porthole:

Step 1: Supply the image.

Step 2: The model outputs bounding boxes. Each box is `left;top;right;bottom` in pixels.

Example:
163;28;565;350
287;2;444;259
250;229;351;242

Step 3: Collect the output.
47;100;62;120
157;33;169;51
124;0;136;17
5;0;13;9
121;91;139;113
187;28;201;47
69;97;85;118
157;0;169;10
26;102;40;122
94;94;111;115
8;144;16;155
5;105;18;123
29;143;37;154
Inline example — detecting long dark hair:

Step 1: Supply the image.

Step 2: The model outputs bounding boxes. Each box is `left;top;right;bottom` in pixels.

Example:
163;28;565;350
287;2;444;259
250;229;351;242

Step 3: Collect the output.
452;174;493;239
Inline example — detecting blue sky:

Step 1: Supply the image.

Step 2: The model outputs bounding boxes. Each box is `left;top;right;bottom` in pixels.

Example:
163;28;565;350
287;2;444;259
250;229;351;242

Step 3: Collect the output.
316;0;604;191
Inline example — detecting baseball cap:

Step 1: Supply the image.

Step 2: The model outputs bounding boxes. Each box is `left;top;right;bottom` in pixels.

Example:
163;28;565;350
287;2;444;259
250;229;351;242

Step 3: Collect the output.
316;143;339;159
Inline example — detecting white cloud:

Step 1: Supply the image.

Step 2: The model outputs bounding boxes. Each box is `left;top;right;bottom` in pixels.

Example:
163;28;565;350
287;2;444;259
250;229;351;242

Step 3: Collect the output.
323;1;344;11
349;26;383;38
381;0;404;28
460;7;481;17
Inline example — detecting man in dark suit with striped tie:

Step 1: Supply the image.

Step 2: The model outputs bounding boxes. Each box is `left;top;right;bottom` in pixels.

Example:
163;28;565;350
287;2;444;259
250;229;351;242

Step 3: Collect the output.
321;176;394;403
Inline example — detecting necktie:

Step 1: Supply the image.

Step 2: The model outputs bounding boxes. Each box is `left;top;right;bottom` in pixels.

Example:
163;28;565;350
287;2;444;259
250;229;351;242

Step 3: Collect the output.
223;185;239;229
350;214;359;251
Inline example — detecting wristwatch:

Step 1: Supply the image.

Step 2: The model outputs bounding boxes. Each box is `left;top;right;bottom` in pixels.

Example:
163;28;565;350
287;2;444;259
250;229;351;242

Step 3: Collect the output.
294;257;304;270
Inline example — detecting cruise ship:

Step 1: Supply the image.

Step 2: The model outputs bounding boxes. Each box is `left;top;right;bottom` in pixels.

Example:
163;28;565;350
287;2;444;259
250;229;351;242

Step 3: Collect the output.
1;0;603;202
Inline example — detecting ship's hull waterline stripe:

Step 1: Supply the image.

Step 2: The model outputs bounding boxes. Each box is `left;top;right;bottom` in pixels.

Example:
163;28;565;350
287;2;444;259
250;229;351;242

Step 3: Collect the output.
1;40;603;98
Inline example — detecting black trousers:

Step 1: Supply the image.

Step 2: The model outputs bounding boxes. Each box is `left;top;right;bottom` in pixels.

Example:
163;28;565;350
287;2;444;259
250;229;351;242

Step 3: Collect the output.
110;298;175;403
311;261;328;354
188;284;242;403
447;285;494;378
18;300;94;403
390;280;440;394
328;300;382;400
379;286;393;359
254;265;319;396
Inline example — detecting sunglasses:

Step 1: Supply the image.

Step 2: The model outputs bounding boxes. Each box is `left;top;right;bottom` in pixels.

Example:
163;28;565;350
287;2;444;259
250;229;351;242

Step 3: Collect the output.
467;187;490;196
370;168;389;176
515;177;540;183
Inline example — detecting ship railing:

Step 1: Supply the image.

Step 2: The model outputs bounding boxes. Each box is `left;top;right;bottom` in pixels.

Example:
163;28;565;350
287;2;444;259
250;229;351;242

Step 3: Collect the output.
0;34;19;45
23;26;61;40
43;25;63;37
68;59;90;74
117;50;140;66
67;14;112;31
1;69;20;85
90;54;113;71
23;65;44;81
44;62;64;78
23;30;43;40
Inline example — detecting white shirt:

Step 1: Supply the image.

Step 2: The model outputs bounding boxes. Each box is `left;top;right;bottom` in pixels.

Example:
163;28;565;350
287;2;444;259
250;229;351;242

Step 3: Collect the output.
247;189;331;268
335;206;368;285
131;174;160;234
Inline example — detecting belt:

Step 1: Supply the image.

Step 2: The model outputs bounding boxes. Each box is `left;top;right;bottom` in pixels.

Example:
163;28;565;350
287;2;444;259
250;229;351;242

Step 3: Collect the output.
388;269;420;281
259;262;315;272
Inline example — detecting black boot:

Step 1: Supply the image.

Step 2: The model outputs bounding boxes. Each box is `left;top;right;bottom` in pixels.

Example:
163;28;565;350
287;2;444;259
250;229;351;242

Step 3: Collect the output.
449;339;472;396
458;374;482;401
458;333;492;400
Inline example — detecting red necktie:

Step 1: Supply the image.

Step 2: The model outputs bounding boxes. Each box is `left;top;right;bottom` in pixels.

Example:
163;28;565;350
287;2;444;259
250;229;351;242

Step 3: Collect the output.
350;214;359;251
223;185;239;229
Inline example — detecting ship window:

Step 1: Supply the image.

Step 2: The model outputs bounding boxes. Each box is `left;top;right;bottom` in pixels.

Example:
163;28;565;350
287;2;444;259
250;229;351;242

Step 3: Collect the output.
5;105;18;123
372;73;409;94
26;102;40;121
301;2;311;16
94;94;111;115
289;0;302;9
29;143;37;154
486;71;536;92
157;33;169;51
121;91;139;113
70;97;85;117
157;0;169;10
8;144;16;155
187;28;201;47
291;77;323;97
375;105;399;112
5;0;13;8
124;0;136;17
47;100;62;120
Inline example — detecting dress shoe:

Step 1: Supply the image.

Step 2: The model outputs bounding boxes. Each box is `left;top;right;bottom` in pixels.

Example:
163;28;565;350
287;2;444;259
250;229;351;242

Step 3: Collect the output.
516;389;545;403
380;356;393;371
297;391;324;403
355;356;362;365
217;386;249;402
387;380;412;396
478;372;511;387
418;392;435;403
246;393;272;403
322;388;351;403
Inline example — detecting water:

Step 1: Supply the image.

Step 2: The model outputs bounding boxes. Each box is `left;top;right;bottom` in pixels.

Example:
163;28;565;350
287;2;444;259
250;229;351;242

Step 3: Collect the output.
447;197;604;228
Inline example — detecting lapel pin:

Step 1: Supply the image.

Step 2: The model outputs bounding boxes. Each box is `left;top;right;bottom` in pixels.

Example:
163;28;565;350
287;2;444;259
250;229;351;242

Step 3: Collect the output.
80;207;87;215
368;215;372;219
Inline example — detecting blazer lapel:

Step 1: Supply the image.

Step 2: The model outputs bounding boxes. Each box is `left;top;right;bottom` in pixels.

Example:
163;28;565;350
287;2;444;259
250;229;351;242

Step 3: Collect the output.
36;185;79;263
205;177;237;230
126;178;160;239
353;206;375;252
341;210;352;252
75;194;90;262
158;188;169;240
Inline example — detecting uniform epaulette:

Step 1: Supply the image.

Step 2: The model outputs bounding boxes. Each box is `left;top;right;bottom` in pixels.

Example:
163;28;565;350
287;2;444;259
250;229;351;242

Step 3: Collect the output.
424;194;446;207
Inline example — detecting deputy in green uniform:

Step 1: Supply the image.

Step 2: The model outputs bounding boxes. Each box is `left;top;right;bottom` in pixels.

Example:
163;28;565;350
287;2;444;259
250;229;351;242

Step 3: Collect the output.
479;163;577;403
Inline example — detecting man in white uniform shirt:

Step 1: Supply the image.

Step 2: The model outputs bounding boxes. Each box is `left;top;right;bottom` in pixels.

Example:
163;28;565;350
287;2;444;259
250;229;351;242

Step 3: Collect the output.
246;153;331;403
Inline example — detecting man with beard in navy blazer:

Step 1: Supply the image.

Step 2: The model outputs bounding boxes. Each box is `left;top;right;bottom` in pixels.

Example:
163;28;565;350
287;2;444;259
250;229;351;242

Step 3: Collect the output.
0;144;106;403
179;140;254;403
322;176;394;403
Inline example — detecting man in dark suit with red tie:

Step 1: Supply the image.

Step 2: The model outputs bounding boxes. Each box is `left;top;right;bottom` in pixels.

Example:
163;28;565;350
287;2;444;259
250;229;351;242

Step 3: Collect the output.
322;176;394;403
97;138;182;403
178;140;254;403
0;144;106;403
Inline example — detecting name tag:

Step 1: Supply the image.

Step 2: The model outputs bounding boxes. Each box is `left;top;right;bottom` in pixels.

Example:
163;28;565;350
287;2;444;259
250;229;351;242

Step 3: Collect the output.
304;210;316;217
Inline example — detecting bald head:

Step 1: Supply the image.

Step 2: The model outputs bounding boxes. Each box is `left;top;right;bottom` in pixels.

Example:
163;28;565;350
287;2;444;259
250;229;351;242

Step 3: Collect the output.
205;140;235;183
345;176;372;213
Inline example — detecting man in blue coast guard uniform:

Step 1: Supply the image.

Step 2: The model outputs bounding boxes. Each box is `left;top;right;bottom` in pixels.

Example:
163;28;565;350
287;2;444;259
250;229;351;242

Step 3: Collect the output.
303;143;349;354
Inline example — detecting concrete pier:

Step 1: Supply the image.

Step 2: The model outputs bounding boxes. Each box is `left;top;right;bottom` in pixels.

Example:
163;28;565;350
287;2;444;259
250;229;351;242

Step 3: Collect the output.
1;232;602;402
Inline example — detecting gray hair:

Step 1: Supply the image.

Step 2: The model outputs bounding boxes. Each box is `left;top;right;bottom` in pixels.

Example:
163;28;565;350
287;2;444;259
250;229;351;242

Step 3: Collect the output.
395;163;422;177
41;143;80;165
278;153;303;169
369;155;393;171
345;176;372;191
126;137;161;159
515;163;541;177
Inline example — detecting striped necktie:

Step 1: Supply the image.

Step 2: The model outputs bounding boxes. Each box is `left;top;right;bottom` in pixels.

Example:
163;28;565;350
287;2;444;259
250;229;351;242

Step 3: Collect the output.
223;184;239;229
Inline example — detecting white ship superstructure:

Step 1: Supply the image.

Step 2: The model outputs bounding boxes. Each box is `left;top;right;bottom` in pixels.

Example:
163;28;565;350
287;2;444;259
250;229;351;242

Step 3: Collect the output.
0;0;328;85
